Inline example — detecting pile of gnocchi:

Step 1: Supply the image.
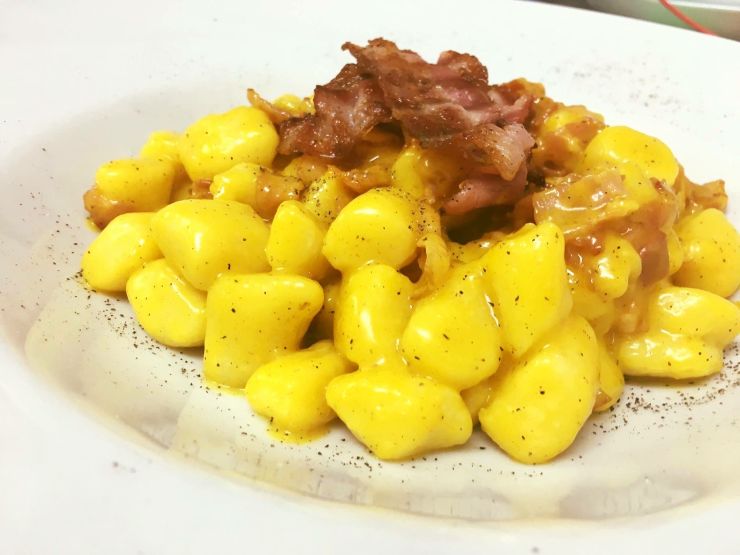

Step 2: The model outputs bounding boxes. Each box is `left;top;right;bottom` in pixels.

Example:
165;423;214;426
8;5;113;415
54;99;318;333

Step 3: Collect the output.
81;91;740;464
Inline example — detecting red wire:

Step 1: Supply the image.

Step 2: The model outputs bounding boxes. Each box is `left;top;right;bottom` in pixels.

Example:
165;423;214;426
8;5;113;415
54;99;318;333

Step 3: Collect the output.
659;0;718;35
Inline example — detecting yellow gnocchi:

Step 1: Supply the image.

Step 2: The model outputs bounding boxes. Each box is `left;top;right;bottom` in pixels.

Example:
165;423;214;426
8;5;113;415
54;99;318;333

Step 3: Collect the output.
334;264;413;367
126;259;207;348
401;264;503;390
80;51;740;466
323;188;420;272
479;315;599;464
615;286;740;379
391;144;461;200
579;125;680;188
588;235;642;299
266;200;330;280
87;158;176;224
178;106;279;181
209;162;262;205
326;363;472;460
246;341;354;439
82;212;161;292
140;130;181;162
151;199;270;290
302;170;353;225
204;273;323;388
481;222;572;357
673;208;740;297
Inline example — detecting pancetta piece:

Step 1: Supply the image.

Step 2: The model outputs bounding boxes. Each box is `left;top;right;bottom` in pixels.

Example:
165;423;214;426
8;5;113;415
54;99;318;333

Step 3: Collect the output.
443;165;528;215
343;39;500;146
277;63;391;159
275;39;538;213
449;123;534;180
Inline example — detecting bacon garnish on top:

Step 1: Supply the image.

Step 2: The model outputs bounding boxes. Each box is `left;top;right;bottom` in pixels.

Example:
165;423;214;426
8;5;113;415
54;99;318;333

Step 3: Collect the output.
342;40;500;147
269;38;536;214
278;63;391;160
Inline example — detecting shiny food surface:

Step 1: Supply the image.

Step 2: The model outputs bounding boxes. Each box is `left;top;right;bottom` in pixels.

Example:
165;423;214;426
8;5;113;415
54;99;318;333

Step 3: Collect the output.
78;40;740;465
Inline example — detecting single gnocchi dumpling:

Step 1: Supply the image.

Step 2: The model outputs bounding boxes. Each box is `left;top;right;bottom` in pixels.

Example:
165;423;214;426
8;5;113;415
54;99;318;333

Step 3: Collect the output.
266;200;330;280
84;158;177;227
151;199;270;290
204;273;323;388
322;188;420;272
178;106;279;181
281;155;328;186
94;158;177;212
587;235;642;299
481;221;572;357
139;130;187;182
209;162;262;205
390;144;461;201
479;315;599;464
673;208;740;297
140;130;181;161
81;212;162;292
333;264;413;367
401;263;503;391
326;363;472;460
245;341;354;439
615;286;740;379
302;170;353;225
126;259;207;348
579;125;680;188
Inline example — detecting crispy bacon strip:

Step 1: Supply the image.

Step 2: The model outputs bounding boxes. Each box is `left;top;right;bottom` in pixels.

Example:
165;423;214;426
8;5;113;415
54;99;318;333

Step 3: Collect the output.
277;63;391;160
488;78;544;126
343;39;499;146
275;39;537;213
450;123;534;180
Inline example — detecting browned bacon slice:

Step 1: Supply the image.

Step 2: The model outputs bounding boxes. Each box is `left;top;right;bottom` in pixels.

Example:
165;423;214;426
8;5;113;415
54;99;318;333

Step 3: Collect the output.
343;39;500;146
496;95;534;125
443;164;528;215
488;78;544;125
347;40;535;178
277;63;391;159
449;122;534;181
275;39;537;213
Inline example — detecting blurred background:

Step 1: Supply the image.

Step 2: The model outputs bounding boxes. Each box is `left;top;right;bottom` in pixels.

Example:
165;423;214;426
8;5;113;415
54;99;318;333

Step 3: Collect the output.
527;0;740;40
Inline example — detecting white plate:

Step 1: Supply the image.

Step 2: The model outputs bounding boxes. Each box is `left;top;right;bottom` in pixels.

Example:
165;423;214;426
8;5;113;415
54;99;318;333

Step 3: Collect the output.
1;1;739;553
